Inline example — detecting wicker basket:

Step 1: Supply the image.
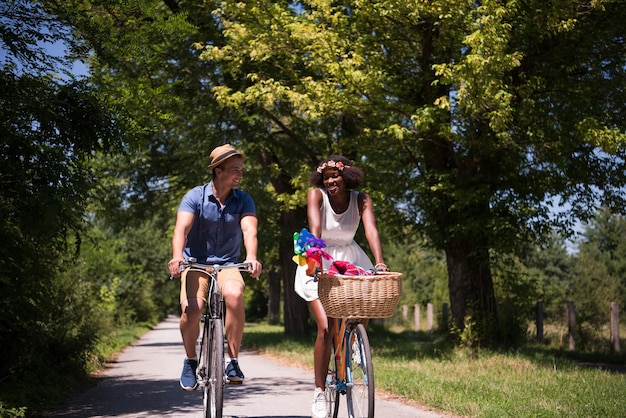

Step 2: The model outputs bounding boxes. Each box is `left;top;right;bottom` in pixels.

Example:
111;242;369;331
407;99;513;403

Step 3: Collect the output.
317;272;403;319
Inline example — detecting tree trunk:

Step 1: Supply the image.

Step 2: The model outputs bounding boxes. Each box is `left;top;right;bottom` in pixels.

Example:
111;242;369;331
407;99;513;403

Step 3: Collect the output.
445;238;498;342
256;146;310;336
266;269;281;324
280;227;309;337
277;208;310;337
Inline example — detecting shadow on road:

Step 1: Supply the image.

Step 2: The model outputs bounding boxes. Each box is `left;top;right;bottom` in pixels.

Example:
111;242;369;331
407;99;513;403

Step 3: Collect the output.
51;368;313;417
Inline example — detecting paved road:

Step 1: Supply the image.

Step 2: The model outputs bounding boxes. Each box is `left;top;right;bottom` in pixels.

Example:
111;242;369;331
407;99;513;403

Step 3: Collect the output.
50;315;446;418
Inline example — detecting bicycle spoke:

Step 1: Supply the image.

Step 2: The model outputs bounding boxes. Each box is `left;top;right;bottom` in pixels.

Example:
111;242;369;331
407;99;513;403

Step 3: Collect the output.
346;323;374;418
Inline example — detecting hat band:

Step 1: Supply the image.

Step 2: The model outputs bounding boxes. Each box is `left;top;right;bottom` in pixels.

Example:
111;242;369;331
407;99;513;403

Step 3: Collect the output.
211;149;239;167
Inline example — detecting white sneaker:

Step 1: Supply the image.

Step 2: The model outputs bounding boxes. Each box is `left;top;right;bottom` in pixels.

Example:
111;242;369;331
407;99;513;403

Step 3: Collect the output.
311;387;328;418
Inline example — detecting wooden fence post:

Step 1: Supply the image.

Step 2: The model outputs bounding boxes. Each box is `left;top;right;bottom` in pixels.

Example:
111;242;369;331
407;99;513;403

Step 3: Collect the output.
536;301;544;343
610;302;620;353
414;304;420;331
427;303;433;332
567;301;577;350
402;304;408;320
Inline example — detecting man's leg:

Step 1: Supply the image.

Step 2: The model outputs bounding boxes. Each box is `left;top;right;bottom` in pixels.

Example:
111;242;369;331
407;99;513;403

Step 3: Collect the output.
180;297;203;357
178;270;207;391
222;279;245;359
220;273;246;383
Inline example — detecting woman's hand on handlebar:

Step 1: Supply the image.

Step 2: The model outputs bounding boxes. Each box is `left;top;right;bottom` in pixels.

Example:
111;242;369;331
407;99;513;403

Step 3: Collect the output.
168;257;185;278
245;258;262;279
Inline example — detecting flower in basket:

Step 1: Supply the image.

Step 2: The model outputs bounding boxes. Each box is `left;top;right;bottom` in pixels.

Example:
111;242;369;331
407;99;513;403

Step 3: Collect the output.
293;228;326;254
293;228;333;275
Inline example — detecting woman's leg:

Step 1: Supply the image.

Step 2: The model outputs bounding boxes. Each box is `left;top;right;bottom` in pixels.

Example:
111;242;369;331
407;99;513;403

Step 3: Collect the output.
309;299;335;389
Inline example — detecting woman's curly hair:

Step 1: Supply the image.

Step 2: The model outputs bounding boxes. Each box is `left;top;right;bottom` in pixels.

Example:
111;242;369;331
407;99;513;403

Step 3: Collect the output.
309;155;363;189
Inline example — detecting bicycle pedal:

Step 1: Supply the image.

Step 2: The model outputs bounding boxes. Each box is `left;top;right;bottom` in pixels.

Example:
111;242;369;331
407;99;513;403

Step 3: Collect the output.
226;379;243;385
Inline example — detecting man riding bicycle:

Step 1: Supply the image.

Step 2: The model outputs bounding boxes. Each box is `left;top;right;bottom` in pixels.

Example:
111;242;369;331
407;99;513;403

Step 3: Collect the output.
167;144;262;391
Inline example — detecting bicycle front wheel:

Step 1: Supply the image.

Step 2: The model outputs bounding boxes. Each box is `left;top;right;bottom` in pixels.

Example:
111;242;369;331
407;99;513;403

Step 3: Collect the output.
325;338;341;418
346;323;374;418
204;318;224;418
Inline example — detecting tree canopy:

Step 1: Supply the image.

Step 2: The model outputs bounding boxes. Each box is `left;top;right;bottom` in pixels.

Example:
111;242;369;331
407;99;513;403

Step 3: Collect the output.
31;0;626;340
188;0;626;340
1;1;129;412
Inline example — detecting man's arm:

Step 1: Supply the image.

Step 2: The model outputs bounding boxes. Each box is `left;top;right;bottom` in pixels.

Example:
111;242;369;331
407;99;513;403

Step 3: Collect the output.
240;214;262;278
168;211;195;277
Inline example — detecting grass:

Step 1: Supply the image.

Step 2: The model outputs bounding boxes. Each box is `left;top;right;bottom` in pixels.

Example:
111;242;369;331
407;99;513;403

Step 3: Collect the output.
90;322;155;370
242;322;626;418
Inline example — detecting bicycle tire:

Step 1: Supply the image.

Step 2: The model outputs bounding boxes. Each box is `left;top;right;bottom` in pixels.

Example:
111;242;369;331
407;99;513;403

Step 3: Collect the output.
346;323;374;418
198;317;211;416
325;338;341;418
197;315;209;388
203;318;224;418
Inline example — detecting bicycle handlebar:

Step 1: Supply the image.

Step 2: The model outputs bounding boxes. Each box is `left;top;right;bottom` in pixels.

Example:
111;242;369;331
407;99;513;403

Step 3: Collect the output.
169;258;253;280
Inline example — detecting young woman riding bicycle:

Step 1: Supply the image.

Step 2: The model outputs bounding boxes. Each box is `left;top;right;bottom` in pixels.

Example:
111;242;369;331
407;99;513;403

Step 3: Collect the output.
293;155;389;418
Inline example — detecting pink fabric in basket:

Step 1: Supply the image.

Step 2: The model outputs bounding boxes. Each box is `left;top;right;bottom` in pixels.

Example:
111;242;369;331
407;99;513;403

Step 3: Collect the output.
327;260;372;276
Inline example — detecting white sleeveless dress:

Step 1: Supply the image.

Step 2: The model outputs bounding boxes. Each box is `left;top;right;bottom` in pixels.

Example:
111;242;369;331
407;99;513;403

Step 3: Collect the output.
294;189;374;301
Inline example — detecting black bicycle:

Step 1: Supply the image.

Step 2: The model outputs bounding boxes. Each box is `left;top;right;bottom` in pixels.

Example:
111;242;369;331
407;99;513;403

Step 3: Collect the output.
178;258;251;418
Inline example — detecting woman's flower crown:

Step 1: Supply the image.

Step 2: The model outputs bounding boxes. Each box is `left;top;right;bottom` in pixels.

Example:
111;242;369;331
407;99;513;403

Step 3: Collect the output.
316;160;350;173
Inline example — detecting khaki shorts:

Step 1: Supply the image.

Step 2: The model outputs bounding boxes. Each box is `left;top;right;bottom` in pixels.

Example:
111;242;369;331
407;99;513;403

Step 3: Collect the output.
180;267;244;305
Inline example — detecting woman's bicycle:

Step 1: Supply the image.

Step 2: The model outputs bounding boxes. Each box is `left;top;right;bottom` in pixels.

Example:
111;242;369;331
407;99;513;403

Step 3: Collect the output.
177;258;252;418
317;271;403;418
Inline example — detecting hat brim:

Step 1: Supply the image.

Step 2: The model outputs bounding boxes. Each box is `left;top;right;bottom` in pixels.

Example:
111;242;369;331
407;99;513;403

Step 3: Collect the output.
208;150;245;169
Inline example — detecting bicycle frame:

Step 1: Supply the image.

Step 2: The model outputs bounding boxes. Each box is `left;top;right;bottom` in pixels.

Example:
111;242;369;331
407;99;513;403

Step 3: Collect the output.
331;317;350;387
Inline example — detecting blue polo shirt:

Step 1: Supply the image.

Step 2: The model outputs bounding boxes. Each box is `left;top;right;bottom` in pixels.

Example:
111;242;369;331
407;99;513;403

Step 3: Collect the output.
178;182;256;264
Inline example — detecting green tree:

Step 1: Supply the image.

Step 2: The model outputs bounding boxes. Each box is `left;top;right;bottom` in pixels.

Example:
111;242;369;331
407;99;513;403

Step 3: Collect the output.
76;211;178;326
385;230;448;308
197;0;626;343
521;234;573;326
44;0;626;344
573;209;625;325
0;0;125;412
43;0;318;335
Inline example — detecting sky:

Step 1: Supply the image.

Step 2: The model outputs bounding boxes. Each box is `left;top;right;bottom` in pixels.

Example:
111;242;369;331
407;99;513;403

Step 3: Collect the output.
45;40;90;77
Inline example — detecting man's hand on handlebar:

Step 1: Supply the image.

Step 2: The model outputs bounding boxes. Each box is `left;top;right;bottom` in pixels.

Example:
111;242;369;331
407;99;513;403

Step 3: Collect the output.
245;259;262;279
169;257;261;280
168;257;185;279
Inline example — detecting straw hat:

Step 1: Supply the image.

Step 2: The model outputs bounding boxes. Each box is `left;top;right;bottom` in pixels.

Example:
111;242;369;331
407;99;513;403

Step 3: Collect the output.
208;144;246;169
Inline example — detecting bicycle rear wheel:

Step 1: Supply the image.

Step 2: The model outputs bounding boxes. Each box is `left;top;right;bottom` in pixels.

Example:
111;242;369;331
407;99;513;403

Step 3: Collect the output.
325;338;341;418
203;318;224;418
346;323;374;418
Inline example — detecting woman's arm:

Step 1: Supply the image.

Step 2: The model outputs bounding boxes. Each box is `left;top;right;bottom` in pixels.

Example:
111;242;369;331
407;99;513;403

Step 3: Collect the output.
307;188;324;237
359;192;388;270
